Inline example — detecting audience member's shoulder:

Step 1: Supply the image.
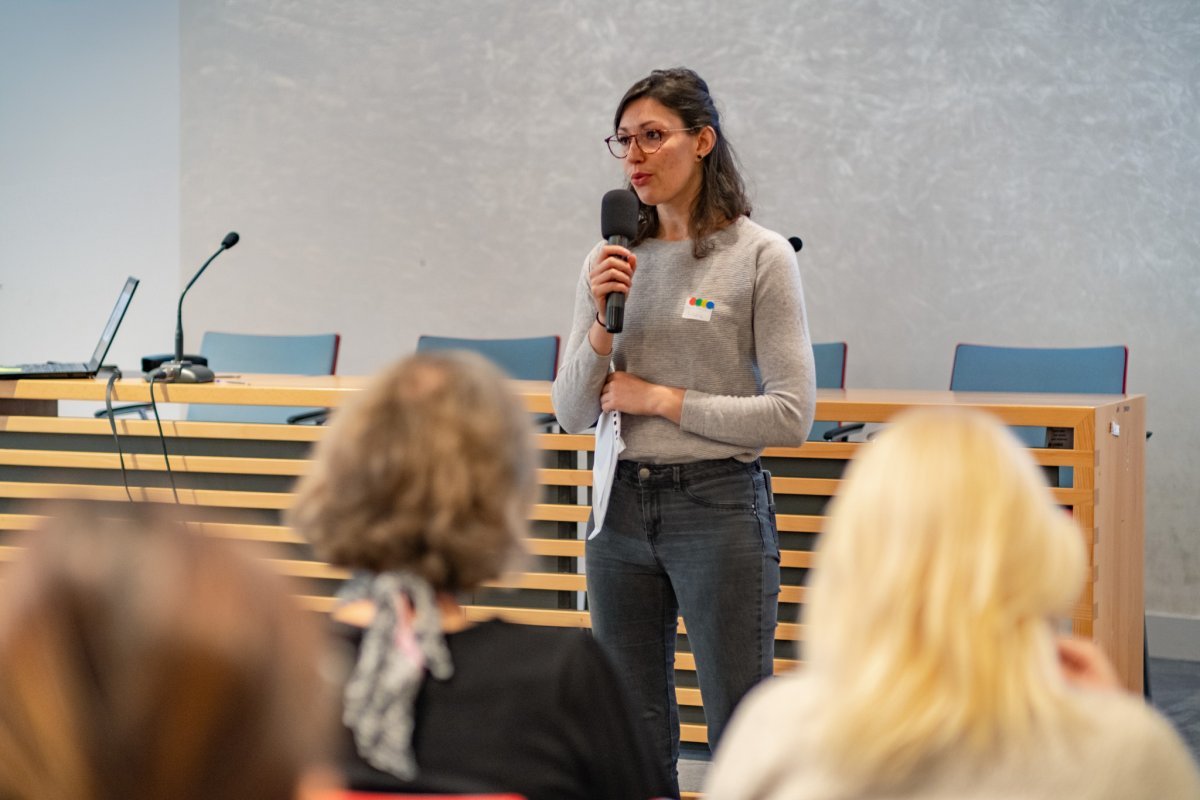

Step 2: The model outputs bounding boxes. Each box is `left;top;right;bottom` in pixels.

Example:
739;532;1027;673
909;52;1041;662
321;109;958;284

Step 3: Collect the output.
463;620;595;663
1073;688;1200;795
707;671;820;799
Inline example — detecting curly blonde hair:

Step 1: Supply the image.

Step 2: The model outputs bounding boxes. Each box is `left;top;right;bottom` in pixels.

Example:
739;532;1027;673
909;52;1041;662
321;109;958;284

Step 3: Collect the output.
288;351;536;591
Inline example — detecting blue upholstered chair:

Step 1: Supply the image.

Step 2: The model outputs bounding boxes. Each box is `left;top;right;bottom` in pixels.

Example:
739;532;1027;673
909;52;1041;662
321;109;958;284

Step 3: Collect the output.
948;343;1148;699
415;335;560;381
810;342;848;442
189;331;340;424
949;343;1127;448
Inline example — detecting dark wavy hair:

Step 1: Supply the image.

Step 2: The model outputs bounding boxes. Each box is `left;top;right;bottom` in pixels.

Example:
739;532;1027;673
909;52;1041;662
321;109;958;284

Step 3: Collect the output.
614;67;752;258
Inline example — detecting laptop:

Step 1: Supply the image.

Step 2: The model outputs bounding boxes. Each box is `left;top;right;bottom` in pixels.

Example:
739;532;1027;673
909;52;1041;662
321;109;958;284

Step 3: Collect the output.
0;276;140;380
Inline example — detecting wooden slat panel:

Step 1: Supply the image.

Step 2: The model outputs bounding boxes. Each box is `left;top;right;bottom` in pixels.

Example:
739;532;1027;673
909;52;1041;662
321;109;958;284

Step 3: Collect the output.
0;481;294;510
681;723;707;744
270;558;350;581
777;514;824;534
763;441;858;459
0;449;307;477
537;468;592;487
780;585;805;604
771;477;840;496
0;415;324;442
535;433;594;452
465;605;591;628
0;514;38;532
524;537;585;557
1049;487;1090;506
484;572;586;592
193;521;306;545
530;503;590;523
676;687;702;706
0;375;369;407
780;550;815;569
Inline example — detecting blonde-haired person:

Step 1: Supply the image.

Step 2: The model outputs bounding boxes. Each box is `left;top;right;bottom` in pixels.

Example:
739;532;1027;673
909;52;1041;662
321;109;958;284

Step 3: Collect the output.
0;503;334;800
707;408;1199;799
288;352;670;800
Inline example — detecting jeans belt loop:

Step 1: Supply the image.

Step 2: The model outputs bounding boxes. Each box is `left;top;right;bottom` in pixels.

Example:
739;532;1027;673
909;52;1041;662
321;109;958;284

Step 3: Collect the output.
672;465;681;490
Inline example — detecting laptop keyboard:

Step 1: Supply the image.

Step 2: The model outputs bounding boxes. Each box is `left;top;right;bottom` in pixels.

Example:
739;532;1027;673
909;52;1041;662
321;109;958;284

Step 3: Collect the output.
16;362;87;373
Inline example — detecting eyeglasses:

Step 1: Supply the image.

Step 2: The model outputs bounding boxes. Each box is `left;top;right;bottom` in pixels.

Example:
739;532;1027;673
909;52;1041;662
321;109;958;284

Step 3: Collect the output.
605;127;701;158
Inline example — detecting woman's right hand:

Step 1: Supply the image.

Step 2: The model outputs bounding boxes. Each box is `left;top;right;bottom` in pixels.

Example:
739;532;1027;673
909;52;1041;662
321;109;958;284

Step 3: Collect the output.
589;244;637;320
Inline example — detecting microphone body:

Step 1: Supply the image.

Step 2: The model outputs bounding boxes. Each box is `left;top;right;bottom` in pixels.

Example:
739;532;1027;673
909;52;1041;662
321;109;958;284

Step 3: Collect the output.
600;190;639;334
152;232;239;383
604;232;631;333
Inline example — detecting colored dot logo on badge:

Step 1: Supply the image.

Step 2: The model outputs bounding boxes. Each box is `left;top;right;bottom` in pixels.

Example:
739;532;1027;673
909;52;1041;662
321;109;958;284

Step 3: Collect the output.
706;301;715;310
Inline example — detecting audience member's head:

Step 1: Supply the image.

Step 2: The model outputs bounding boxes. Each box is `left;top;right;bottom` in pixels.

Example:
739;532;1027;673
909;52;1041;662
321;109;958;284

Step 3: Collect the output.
288;351;538;781
0;503;331;800
290;350;536;589
805;407;1086;786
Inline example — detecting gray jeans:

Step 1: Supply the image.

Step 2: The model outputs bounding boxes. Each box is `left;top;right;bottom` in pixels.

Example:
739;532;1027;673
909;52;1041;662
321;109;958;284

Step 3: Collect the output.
585;457;780;793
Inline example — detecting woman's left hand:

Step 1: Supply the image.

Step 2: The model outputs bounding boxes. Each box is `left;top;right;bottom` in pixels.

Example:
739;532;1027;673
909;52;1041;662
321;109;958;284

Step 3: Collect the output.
600;371;684;423
1056;635;1123;692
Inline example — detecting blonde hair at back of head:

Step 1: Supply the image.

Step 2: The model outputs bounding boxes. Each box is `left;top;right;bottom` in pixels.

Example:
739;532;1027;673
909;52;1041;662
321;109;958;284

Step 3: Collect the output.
288;351;536;591
805;407;1086;788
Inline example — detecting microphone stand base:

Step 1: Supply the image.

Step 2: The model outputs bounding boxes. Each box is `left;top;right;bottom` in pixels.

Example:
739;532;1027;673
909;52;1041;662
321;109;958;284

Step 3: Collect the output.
147;361;215;384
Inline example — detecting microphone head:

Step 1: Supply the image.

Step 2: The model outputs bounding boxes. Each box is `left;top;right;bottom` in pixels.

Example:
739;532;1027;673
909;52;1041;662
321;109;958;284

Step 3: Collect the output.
788;236;803;252
221;231;240;249
601;189;639;241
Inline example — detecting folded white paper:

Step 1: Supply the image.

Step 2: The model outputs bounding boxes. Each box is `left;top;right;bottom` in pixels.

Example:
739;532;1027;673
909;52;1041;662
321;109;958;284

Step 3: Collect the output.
590;409;625;539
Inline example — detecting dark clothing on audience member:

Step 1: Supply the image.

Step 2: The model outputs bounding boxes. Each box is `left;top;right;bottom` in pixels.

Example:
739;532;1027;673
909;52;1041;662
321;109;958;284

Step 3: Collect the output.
334;618;672;800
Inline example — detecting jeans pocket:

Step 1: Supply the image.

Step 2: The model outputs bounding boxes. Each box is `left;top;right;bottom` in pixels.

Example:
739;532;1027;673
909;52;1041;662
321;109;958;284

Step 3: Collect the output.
681;468;757;511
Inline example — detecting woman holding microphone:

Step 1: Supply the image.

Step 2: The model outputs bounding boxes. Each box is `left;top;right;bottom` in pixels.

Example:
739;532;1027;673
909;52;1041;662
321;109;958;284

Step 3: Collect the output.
552;67;815;790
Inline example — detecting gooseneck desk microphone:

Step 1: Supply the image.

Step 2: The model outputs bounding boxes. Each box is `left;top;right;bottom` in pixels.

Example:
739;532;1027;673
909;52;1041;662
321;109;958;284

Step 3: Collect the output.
151;231;240;383
600;189;639;334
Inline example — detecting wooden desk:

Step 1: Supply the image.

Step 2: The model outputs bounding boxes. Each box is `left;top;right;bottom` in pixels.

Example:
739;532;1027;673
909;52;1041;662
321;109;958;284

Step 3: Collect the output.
0;377;1146;741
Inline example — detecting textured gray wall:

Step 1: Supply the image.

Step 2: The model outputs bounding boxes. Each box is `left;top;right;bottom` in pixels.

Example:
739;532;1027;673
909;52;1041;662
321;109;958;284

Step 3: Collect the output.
177;0;1195;616
0;0;179;374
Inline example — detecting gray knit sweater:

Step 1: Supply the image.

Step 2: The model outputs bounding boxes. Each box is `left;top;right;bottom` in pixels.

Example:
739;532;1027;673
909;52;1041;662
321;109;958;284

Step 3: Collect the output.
552;217;815;463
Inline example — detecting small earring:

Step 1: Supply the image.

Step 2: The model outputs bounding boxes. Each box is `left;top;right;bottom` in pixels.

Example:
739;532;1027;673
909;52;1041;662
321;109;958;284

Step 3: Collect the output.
696;154;703;161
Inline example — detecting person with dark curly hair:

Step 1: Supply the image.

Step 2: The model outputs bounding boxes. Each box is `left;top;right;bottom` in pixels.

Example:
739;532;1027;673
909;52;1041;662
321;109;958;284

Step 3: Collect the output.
290;351;670;800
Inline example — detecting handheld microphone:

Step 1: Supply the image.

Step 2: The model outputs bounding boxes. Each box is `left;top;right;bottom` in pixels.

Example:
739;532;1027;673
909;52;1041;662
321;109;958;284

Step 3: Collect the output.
788;236;803;252
153;231;240;383
600;189;639;334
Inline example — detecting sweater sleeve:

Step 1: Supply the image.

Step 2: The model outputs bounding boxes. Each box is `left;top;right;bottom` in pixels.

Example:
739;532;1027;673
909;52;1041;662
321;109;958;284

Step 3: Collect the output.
551;244;613;434
678;235;816;448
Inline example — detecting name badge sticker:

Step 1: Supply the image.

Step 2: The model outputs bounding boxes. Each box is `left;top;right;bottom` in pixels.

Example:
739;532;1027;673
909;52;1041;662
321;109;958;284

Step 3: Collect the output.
683;296;715;322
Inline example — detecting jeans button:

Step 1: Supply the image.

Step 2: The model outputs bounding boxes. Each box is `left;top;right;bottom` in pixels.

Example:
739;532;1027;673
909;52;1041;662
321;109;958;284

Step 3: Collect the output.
638;467;650;480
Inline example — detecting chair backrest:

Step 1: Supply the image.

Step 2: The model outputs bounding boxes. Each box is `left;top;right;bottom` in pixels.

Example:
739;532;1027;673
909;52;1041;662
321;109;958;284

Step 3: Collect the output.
188;331;341;423
809;341;847;441
415;335;560;381
950;344;1127;395
812;342;847;390
949;343;1128;452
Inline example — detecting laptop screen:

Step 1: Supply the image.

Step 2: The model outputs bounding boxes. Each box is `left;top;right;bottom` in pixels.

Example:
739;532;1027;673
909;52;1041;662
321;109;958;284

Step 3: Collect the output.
87;277;140;370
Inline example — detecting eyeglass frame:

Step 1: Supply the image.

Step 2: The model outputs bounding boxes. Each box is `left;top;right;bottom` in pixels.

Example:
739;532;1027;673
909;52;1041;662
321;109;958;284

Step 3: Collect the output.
604;126;703;159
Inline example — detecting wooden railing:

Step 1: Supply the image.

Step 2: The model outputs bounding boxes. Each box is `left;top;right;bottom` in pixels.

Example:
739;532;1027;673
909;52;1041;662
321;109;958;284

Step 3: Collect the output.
0;377;1146;743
